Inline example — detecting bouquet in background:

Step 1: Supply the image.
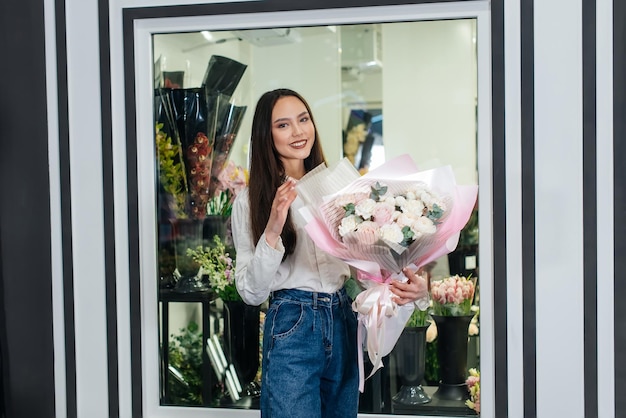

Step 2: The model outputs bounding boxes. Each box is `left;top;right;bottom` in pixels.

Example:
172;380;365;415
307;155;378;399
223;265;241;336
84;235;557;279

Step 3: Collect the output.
296;154;478;390
431;274;476;316
154;55;247;220
208;101;248;198
187;235;241;302
465;368;480;413
155;122;187;219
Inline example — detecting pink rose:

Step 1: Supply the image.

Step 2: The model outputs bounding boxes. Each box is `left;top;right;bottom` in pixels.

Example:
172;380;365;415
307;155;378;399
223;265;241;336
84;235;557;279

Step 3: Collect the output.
354;221;380;245
372;202;395;226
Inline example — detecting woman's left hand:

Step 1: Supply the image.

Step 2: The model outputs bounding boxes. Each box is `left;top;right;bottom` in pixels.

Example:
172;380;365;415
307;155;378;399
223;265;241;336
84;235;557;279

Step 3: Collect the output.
389;267;429;306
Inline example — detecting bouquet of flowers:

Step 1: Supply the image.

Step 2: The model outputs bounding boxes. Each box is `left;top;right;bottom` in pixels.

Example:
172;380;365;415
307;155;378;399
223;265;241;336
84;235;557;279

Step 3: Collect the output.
296;154;478;390
431;274;476;316
187;235;241;302
465;368;481;413
335;181;445;251
154;55;247;220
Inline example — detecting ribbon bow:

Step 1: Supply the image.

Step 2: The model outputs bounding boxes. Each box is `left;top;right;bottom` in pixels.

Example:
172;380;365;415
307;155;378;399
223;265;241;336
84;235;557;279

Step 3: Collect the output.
352;281;399;393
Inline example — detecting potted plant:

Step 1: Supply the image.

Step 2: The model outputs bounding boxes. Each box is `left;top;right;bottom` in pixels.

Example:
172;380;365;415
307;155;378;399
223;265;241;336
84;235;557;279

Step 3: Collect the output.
391;308;431;406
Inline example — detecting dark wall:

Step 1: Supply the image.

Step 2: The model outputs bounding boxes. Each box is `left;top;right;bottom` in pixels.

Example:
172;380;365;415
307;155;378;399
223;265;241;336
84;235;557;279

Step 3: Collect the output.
0;0;56;416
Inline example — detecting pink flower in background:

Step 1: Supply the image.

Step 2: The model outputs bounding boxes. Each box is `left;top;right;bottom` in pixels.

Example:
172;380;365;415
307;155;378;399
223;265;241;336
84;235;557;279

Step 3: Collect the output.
431;274;476;316
217;160;248;196
206;160;248;217
465;368;480;413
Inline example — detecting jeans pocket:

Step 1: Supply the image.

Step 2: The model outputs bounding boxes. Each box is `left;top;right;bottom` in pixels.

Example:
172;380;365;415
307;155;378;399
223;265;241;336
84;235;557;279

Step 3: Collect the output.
268;300;305;339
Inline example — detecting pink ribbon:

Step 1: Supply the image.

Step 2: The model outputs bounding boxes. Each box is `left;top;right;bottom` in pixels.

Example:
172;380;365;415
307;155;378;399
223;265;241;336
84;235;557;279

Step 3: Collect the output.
352;281;398;392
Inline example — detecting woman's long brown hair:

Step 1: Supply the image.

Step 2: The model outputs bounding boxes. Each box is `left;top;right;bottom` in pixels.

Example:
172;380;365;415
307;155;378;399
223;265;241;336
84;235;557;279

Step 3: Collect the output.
248;89;326;257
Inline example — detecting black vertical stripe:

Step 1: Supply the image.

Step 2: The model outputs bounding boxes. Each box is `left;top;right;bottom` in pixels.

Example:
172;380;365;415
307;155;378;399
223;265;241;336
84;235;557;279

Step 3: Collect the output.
491;0;509;417
0;0;55;415
582;1;598;417
614;0;626;416
98;0;119;415
520;1;536;417
54;0;78;416
122;9;143;417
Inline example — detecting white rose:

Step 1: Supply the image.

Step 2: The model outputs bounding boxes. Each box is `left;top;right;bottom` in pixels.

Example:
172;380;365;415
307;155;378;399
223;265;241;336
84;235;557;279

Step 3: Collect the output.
355;198;376;220
421;191;445;211
401;199;425;217
379;223;404;244
339;215;359;236
396;212;415;229
413;216;437;235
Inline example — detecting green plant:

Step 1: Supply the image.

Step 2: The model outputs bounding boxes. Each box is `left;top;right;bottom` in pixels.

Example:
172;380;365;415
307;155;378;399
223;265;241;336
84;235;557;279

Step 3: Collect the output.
424;339;440;385
187;235;242;301
406;307;429;327
168;321;203;405
156;122;187;218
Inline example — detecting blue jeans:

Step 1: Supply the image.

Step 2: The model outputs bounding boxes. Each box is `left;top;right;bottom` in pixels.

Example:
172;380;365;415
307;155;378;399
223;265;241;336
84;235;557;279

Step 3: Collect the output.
260;287;359;418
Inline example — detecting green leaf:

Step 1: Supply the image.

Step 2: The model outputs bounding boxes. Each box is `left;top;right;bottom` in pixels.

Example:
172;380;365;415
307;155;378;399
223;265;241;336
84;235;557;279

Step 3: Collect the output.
369;182;388;201
343;203;356;216
427;203;445;223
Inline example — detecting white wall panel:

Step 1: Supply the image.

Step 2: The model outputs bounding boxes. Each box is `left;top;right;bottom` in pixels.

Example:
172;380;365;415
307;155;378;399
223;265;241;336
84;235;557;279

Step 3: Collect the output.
65;0;110;415
503;0;524;416
534;0;585;417
44;0;67;414
596;0;615;416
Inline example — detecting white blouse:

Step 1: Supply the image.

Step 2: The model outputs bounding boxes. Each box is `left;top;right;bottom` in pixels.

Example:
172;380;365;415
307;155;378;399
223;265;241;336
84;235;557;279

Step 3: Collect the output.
231;188;350;306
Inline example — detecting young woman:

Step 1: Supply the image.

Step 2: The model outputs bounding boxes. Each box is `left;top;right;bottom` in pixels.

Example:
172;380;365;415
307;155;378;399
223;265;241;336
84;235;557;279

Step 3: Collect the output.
231;88;427;418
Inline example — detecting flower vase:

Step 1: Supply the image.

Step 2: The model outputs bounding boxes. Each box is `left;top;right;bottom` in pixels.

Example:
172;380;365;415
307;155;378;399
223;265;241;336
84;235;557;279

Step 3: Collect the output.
223;300;261;397
173;218;208;292
391;325;431;405
431;314;473;401
203;215;228;244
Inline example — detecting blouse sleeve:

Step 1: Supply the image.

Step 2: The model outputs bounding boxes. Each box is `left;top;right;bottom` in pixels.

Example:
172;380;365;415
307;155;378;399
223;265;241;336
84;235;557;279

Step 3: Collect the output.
231;189;285;306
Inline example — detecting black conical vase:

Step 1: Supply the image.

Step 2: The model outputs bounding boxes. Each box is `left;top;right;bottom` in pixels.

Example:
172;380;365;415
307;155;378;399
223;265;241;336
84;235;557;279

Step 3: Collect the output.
391;325;431;405
223;300;261;395
431;314;473;401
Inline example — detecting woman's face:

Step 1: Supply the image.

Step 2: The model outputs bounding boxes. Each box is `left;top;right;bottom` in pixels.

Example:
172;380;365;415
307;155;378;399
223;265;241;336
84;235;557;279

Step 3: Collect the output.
271;95;316;168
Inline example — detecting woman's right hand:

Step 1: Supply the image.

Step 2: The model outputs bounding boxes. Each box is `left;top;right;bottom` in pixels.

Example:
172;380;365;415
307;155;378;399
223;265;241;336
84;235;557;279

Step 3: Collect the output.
264;177;298;248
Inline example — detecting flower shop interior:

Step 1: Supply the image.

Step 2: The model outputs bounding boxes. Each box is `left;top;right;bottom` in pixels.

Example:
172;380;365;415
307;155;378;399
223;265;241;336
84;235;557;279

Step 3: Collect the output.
152;15;481;416
1;0;622;417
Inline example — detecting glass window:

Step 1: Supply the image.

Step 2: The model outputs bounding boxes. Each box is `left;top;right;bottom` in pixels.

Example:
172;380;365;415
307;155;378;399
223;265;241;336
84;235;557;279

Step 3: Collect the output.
137;4;490;416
